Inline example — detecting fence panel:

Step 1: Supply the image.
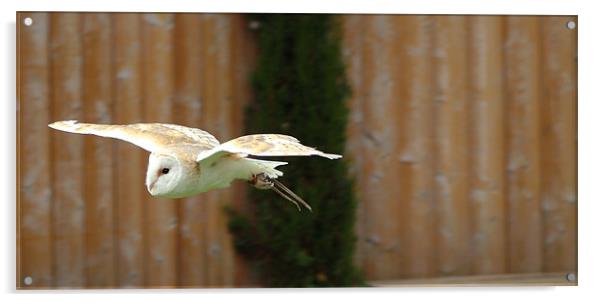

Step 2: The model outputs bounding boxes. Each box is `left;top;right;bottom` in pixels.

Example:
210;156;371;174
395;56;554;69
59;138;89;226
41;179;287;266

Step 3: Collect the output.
18;12;53;288
17;12;255;288
48;13;86;287
112;13;146;287
343;14;577;281
81;13;116;287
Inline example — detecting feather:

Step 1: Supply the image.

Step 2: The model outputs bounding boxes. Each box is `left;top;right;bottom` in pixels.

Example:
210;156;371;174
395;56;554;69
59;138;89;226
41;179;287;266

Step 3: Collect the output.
49;120;219;155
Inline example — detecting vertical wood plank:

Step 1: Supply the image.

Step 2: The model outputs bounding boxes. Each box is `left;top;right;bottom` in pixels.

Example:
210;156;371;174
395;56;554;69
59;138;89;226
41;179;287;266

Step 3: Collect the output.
356;14;376;279
218;15;237;287
503;16;543;273
229;14;256;287
81;13;116;287
398;16;437;278
199;14;226;287
18;12;53;288
49;13;86;287
141;13;178;287
432;15;472;276
360;15;406;280
112;13;146;287
467;16;507;275
541;16;577;273
199;14;237;287
228;14;250;143
341;14;366;273
173;13;207;287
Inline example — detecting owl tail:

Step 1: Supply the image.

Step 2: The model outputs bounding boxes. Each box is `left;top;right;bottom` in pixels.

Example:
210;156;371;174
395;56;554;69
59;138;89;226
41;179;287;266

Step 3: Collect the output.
244;158;286;179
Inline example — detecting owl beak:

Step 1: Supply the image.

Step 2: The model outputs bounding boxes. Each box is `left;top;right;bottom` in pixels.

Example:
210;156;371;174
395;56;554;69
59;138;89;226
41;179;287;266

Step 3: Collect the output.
148;178;158;195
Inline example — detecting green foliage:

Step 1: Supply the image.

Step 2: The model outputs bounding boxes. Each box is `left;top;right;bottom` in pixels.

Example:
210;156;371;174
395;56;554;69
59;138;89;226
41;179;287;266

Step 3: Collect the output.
227;14;363;287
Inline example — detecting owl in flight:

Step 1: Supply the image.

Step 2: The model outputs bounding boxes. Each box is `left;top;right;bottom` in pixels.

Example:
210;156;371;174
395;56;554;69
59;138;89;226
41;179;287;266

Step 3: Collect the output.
48;121;342;211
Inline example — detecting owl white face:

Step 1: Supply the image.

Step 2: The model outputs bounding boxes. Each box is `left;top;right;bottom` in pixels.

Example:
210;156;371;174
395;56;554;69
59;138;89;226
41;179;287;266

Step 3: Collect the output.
145;153;182;197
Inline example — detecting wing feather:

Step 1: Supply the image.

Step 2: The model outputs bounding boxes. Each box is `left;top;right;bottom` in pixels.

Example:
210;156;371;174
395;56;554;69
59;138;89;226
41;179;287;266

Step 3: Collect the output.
196;134;341;162
49;120;220;154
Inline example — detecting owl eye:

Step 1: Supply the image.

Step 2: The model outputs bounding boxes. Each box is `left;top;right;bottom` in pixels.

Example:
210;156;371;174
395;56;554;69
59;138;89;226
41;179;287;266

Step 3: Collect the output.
161;168;170;175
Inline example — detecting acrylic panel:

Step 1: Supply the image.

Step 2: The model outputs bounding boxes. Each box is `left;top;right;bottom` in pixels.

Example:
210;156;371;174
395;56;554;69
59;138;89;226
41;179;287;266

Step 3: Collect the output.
17;12;577;288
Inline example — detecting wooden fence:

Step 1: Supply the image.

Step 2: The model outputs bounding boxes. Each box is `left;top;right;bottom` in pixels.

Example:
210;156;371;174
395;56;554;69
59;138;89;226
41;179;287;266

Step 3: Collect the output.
17;13;577;288
17;12;256;288
342;15;577;281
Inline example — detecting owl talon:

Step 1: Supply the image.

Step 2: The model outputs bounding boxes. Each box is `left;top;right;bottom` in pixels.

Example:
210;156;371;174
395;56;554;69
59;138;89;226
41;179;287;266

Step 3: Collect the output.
249;173;309;211
249;173;274;190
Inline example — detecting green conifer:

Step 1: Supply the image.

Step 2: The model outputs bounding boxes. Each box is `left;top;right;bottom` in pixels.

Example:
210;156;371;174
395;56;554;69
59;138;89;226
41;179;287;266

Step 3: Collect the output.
227;14;363;287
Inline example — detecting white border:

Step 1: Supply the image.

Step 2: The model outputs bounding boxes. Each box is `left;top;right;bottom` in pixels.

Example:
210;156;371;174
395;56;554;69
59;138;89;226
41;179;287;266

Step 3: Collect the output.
3;1;601;302
9;0;580;15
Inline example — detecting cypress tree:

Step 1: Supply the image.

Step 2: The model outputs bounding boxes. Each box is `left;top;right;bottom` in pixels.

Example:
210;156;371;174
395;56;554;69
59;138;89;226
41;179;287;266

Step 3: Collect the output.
227;14;362;287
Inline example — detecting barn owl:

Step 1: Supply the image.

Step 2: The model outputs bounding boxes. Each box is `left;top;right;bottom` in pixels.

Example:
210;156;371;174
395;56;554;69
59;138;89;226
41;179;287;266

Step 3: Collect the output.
48;120;342;211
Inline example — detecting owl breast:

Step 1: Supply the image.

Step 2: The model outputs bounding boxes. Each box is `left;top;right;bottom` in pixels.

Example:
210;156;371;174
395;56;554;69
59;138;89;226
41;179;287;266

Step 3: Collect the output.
156;156;246;199
193;157;250;194
158;156;268;199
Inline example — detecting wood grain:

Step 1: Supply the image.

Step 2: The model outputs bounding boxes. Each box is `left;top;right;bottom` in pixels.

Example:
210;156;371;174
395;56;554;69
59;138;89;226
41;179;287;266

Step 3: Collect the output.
399;16;437;278
18;12;53;288
141;13;178;287
81;13;116;287
432;15;471;276
540;16;577;273
504;16;543;273
173;13;206;287
360;15;406;279
229;14;257;286
112;13;146;287
371;272;576;286
200;14;224;287
217;15;236;287
49;13;86;287
467;16;507;275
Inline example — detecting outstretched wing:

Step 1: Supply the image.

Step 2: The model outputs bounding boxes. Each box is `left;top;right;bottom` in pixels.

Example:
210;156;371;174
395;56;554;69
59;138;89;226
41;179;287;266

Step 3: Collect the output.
49;120;220;154
196;134;341;163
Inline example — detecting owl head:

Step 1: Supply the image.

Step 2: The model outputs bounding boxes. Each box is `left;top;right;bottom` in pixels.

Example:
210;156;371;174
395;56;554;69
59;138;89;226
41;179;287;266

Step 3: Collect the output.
145;153;183;197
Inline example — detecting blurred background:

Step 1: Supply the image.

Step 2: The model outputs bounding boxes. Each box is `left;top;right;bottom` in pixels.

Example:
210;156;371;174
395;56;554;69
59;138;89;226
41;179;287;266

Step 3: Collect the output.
17;13;576;288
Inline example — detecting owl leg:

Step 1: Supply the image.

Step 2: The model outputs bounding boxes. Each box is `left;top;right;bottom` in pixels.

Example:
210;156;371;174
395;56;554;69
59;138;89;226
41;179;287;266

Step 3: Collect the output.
272;179;312;212
248;173;273;190
271;185;301;211
248;173;311;212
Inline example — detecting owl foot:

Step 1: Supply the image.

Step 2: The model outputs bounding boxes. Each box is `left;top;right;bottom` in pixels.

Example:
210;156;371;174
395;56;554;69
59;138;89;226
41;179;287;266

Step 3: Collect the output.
248;173;312;212
249;173;274;190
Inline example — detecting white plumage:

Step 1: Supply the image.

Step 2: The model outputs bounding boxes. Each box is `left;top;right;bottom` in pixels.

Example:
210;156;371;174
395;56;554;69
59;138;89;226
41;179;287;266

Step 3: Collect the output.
48;120;342;211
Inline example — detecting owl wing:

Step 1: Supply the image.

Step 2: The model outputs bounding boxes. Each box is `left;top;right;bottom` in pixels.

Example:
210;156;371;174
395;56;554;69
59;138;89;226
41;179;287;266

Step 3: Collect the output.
49;120;220;154
196;134;342;163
